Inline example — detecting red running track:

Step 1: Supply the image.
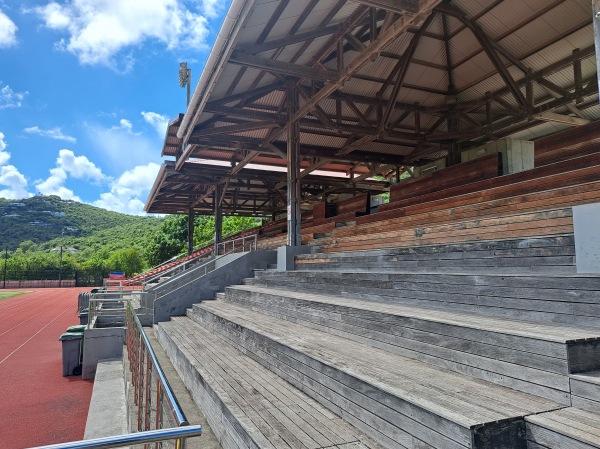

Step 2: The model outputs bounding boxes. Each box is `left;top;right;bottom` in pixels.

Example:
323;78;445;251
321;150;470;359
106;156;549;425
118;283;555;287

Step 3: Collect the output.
0;289;94;448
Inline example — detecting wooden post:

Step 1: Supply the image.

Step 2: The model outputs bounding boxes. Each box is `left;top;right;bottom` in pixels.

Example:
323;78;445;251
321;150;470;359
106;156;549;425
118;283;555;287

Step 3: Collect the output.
287;83;301;247
187;208;194;256
594;0;600;103
214;185;223;248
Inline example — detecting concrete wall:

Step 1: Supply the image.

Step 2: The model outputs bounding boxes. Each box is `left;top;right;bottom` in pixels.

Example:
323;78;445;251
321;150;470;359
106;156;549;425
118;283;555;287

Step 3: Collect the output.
573;202;600;273
153;250;276;324
82;327;125;380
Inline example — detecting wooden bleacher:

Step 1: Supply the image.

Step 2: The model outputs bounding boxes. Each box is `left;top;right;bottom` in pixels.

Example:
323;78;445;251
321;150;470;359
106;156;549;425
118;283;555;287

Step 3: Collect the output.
155;130;600;449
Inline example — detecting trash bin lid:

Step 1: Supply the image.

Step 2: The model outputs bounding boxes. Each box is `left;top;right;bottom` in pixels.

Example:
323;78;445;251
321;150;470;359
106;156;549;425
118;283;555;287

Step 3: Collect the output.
67;324;86;333
59;332;83;341
79;310;88;316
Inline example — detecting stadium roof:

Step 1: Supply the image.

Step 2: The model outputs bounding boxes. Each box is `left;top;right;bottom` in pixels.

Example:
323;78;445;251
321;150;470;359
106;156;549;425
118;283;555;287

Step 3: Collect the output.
145;0;599;215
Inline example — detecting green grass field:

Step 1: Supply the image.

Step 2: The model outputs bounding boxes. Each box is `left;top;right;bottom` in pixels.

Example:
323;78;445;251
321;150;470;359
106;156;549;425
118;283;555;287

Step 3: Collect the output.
0;291;28;301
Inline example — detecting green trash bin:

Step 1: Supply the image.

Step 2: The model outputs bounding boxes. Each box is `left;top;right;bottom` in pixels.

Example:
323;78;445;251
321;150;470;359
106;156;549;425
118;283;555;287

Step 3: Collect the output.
59;332;83;376
67;324;86;333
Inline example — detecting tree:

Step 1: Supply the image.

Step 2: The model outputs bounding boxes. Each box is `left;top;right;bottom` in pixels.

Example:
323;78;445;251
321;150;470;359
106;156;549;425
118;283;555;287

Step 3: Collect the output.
144;215;189;266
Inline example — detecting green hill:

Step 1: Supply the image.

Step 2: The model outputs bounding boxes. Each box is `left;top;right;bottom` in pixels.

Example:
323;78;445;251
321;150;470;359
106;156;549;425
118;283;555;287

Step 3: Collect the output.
0;195;163;254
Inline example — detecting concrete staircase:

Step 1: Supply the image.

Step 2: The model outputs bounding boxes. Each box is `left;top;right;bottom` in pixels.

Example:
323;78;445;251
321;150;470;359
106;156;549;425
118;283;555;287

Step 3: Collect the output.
155;235;600;449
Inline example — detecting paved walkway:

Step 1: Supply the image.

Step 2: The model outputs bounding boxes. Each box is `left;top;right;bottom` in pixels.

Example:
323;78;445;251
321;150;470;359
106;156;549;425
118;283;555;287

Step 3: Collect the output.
0;288;93;448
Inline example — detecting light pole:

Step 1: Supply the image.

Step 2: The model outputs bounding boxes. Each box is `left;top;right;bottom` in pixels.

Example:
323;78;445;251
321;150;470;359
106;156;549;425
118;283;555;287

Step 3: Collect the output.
58;228;64;287
3;247;7;289
179;62;191;106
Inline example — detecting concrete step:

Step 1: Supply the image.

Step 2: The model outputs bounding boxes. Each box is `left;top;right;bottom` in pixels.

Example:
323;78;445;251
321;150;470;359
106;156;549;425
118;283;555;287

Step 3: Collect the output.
296;236;576;274
570;371;600;414
222;284;600;404
156;316;385;449
525;407;600;448
251;270;600;327
189;300;564;449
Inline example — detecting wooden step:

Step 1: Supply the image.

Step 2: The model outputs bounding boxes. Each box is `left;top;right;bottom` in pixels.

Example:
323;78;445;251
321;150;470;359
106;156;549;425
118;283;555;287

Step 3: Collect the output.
525;407;600;448
296;236;576;274
189;300;564;449
223;284;600;404
156;316;385;449
251;270;600;328
570;371;600;414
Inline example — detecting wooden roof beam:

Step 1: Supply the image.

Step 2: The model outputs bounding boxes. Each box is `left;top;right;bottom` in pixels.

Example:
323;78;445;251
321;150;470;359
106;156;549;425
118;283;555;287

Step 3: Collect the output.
354;0;419;15
229;52;338;81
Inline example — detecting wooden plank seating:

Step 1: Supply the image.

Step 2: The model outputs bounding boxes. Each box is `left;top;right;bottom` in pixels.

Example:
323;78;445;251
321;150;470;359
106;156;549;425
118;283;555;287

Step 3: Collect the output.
321;208;574;253
221;281;600;404
376;152;600;221
569;371;600;414
246;268;600;327
185;299;563;449
295;236;576;273
156;317;385;449
534;121;600;166
385;154;500;205
525;407;600;449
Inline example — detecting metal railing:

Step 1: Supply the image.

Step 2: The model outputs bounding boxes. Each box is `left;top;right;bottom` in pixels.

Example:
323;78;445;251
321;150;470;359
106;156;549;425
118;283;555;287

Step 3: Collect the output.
126;301;192;443
29;299;201;449
215;233;257;255
28;426;202;449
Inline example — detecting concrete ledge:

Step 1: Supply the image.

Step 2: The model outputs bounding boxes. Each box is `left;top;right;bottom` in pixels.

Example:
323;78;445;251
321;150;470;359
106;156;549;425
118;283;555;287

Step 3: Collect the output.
84;359;127;439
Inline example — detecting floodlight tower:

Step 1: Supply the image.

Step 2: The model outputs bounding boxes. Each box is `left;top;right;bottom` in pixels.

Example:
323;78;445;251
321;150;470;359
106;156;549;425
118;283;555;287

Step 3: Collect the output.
179;62;191;107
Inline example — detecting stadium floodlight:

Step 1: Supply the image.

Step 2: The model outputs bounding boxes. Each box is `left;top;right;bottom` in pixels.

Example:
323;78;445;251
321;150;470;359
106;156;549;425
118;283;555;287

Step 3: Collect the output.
179;62;191;106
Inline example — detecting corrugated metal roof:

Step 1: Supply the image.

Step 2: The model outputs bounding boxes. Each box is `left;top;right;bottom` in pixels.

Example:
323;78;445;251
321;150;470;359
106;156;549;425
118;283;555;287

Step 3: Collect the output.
149;0;598;215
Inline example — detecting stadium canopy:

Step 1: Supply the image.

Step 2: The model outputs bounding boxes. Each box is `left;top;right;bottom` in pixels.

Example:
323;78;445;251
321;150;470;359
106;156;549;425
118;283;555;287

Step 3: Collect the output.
145;0;599;245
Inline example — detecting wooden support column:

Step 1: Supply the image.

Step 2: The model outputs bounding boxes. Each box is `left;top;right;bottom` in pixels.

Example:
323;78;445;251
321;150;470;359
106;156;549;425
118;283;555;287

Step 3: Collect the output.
214;184;223;248
287;83;301;247
187;207;195;256
447;107;461;165
594;1;600;102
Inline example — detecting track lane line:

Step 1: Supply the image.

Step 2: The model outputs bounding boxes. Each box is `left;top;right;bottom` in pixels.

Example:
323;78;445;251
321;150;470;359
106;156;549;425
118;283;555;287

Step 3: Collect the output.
0;304;71;366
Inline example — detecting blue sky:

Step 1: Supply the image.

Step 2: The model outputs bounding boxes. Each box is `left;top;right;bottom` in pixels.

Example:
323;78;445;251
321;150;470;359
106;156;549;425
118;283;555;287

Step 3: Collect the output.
0;0;228;214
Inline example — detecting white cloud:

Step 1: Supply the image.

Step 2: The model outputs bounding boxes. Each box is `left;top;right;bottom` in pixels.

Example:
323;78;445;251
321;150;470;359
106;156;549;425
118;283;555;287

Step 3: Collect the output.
35;149;106;200
33;0;211;69
200;0;223;19
0;10;18;48
86;119;159;170
0;84;27;109
94;162;160;215
0;165;32;199
118;118;132;130
0;133;32;199
0;132;9;166
35;166;80;201
24;126;77;143
142;111;169;138
57;149;105;182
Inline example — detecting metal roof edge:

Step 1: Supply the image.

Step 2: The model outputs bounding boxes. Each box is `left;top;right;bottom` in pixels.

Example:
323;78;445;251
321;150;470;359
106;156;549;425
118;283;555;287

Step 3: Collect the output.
177;0;256;145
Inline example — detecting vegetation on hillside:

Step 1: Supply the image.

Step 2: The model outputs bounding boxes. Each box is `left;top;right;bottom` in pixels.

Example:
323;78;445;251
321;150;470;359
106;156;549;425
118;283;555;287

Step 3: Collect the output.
0;195;260;279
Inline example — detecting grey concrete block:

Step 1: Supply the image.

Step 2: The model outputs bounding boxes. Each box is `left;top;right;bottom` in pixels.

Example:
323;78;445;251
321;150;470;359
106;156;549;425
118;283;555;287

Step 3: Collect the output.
574;202;600;273
84;359;127;439
82;328;125;380
276;245;311;271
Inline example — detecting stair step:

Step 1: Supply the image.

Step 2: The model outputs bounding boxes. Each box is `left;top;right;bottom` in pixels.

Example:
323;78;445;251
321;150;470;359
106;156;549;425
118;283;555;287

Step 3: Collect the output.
157;316;385;449
296;236;576;274
251;270;600;327
526;407;600;448
190;300;563;449
222;284;600;404
570;371;600;413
